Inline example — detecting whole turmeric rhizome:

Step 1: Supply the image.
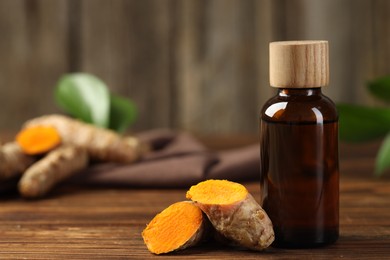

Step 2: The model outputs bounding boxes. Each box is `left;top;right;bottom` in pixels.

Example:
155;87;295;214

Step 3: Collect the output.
0;114;145;198
142;179;275;254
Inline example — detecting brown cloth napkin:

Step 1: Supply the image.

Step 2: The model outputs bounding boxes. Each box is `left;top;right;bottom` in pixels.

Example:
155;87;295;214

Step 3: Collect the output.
70;129;260;188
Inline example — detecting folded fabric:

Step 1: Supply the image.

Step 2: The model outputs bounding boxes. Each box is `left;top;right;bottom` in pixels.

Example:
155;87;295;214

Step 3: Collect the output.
70;129;261;188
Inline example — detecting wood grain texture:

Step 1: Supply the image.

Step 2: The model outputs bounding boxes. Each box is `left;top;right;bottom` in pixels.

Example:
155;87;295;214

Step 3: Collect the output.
269;41;329;88
0;140;389;259
176;0;260;134
0;0;68;130
0;0;390;134
80;0;175;130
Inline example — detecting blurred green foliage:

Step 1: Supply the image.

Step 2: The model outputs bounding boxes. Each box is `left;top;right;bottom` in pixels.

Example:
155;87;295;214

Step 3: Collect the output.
55;73;137;134
338;76;390;176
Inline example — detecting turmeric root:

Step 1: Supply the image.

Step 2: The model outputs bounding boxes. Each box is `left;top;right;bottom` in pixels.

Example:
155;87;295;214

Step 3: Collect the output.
16;126;61;155
24;114;144;163
186;179;274;251
0;142;36;180
142;201;209;254
18;145;88;198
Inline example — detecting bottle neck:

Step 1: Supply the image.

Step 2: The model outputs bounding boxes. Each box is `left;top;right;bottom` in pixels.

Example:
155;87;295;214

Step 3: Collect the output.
278;88;322;97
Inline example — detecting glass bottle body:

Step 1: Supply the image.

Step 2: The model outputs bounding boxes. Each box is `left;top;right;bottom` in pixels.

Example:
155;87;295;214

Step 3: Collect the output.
260;88;339;248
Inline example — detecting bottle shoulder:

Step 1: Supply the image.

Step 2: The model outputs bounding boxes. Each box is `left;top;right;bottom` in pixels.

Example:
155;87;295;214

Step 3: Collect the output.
260;92;338;123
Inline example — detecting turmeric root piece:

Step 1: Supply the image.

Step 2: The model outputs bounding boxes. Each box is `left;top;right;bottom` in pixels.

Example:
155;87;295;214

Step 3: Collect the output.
18;145;88;198
186;179;274;251
0;142;36;180
24;114;144;163
142;201;208;254
16;126;61;155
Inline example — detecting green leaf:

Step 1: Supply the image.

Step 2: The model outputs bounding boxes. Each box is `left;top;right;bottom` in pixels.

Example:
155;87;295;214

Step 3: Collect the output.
109;94;137;133
368;76;390;103
55;73;110;128
337;103;390;142
375;133;390;176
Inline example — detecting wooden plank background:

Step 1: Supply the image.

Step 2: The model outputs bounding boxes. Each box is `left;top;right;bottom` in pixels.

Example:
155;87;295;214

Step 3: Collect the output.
0;0;389;134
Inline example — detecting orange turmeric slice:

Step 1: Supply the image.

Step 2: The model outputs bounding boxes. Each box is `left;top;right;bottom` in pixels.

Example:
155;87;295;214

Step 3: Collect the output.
142;201;207;254
16;126;61;155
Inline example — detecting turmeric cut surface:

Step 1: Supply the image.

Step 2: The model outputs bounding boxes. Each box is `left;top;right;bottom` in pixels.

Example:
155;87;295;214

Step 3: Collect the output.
186;179;247;205
142;201;205;254
16;126;61;155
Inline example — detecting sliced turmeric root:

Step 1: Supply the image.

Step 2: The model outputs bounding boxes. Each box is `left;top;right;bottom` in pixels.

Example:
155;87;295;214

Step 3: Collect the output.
142;201;208;254
24;114;143;163
186;179;274;251
16;126;61;155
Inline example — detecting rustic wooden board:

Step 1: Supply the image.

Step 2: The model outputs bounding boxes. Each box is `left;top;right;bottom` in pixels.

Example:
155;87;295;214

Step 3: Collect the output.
0;140;389;259
0;176;389;259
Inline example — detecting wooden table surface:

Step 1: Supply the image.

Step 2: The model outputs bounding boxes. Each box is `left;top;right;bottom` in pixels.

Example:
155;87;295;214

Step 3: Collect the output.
0;138;389;259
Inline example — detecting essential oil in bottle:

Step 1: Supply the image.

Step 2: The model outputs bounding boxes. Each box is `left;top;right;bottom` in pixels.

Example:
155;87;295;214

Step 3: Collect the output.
259;41;339;248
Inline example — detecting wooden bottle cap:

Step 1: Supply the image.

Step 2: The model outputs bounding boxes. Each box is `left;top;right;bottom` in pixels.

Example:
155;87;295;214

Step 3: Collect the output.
269;40;329;88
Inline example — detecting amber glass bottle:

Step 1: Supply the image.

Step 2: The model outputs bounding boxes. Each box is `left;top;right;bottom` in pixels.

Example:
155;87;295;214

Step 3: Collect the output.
260;41;339;248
